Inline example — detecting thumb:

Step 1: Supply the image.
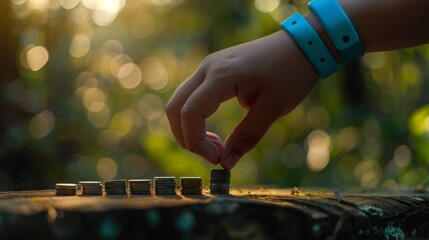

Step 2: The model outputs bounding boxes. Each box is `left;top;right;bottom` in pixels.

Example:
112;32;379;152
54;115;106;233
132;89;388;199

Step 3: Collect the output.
220;97;280;170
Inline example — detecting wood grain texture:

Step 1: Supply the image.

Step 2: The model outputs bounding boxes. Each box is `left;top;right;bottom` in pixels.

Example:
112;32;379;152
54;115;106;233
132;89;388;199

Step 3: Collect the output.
0;188;428;239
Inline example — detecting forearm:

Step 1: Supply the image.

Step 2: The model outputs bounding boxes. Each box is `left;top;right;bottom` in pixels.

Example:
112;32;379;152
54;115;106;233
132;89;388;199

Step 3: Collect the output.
343;0;429;52
306;0;429;55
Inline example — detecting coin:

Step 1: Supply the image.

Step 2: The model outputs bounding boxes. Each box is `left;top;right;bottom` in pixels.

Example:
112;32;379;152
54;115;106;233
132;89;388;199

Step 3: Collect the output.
209;169;231;195
128;179;152;195
154;176;176;195
79;181;103;195
210;169;231;179
180;177;202;195
104;179;127;195
56;183;78;196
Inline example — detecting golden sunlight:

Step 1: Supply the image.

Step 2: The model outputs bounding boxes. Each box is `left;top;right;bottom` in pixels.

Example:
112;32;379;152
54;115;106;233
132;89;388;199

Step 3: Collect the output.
306;130;330;171
26;45;49;71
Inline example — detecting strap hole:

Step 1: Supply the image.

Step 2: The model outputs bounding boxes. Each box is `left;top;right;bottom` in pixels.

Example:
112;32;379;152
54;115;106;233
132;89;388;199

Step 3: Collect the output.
342;35;350;43
308;40;313;45
292;21;297;25
320;58;325;62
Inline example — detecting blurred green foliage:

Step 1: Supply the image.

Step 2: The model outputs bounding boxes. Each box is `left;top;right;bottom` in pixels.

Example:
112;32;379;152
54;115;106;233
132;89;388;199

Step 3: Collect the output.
0;0;428;190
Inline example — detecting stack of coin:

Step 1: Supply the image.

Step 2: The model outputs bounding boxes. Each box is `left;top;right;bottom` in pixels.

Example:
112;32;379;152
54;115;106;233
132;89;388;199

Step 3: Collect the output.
209;169;231;194
104;179;127;195
154;176;176;195
79;181;103;195
56;183;78;196
128;179;152;195
180;177;202;195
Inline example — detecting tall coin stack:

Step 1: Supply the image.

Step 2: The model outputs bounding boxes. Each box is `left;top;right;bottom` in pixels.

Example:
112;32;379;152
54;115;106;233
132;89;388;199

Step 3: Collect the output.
104;179;127;195
154;177;176;195
128;179;152;195
180;177;202;195
209;169;231;195
79;181;103;196
56;183;78;196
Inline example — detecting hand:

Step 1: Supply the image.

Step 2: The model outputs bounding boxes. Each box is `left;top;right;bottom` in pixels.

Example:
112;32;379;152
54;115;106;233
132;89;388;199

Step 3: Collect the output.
165;30;319;170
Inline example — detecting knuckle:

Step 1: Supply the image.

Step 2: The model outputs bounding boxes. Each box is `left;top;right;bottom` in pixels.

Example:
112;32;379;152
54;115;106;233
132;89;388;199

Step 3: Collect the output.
205;54;237;76
165;101;178;117
180;104;195;120
211;60;233;75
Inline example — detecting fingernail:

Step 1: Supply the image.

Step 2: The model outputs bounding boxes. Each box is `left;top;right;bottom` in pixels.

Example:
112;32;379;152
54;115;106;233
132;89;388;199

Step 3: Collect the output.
222;154;240;170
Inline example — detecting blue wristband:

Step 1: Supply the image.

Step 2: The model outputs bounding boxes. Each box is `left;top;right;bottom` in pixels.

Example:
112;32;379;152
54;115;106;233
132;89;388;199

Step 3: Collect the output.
308;0;365;63
280;13;339;78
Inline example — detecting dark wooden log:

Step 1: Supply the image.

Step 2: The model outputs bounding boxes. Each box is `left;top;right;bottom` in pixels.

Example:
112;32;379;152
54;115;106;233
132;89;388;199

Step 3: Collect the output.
0;188;428;240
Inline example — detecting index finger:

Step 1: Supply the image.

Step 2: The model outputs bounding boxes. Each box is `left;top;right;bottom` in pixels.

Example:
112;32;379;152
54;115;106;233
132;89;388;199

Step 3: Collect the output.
165;68;205;148
180;78;235;164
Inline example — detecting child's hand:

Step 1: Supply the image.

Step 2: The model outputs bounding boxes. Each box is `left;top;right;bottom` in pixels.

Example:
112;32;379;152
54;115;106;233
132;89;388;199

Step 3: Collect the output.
166;31;319;169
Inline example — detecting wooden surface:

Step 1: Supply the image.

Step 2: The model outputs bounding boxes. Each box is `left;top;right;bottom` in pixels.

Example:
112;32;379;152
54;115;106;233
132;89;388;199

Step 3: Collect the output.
0;188;428;240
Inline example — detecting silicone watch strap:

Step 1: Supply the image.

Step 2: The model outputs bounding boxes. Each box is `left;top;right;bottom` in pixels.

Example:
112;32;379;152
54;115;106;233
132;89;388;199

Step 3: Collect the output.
281;13;339;78
308;0;365;63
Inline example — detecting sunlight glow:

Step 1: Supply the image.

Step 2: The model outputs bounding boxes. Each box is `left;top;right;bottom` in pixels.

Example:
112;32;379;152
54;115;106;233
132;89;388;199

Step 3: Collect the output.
409;105;429;136
28;0;50;11
354;160;381;188
306;130;330;171
69;34;91;58
88;101;105;112
11;0;27;5
141;57;169;90
138;94;163;120
26;45;49;71
84;0;126;26
83;88;107;109
75;71;98;88
336;127;361;153
87;104;111;128
60;0;80;9
110;54;133;77
393;145;412;168
254;0;279;13
29;111;55;139
117;63;142;89
70;5;91;25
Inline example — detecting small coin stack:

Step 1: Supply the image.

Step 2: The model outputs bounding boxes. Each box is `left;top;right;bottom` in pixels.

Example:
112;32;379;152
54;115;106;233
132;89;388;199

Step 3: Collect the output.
104;179;127;195
180;177;202;195
79;181;103;195
154;176;176;195
209;169;231;195
56;183;78;196
128;179;152;195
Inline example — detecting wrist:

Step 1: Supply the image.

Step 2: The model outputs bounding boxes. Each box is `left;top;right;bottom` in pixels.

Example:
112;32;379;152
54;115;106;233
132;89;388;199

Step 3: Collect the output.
305;12;342;64
308;0;365;63
280;13;339;78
